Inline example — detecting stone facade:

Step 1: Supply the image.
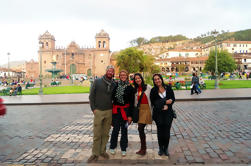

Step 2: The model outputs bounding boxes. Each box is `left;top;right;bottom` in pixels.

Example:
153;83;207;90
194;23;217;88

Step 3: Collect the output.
25;59;39;79
155;56;208;73
38;30;111;78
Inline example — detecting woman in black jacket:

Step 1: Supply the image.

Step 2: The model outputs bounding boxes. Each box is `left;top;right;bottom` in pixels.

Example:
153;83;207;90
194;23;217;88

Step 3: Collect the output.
150;74;175;156
109;70;134;157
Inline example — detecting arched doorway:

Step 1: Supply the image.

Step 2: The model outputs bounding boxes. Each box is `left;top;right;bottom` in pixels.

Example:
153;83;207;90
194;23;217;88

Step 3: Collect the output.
87;68;92;76
185;66;189;72
166;67;170;72
70;64;76;74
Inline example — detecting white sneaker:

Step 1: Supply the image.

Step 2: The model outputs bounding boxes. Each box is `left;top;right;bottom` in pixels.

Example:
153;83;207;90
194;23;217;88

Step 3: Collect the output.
121;151;126;156
110;149;115;155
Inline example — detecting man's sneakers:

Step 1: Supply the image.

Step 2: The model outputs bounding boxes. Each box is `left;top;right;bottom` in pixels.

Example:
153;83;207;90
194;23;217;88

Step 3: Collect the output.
87;155;98;163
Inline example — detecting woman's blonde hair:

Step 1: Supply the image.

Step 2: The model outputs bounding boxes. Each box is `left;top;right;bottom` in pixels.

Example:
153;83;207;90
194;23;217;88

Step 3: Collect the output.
119;70;129;79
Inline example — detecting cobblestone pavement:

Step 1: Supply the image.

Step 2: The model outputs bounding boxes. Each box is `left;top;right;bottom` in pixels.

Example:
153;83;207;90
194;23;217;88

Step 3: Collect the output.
0;101;250;165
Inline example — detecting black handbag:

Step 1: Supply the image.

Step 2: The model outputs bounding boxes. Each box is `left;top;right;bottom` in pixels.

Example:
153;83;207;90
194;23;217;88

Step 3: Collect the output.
172;109;177;119
132;91;145;123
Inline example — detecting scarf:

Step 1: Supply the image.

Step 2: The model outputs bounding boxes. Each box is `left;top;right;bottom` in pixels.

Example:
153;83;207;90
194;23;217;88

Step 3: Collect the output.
102;75;113;93
115;80;129;104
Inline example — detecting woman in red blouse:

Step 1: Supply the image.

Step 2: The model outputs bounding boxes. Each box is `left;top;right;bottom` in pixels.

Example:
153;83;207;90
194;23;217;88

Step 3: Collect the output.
133;73;152;155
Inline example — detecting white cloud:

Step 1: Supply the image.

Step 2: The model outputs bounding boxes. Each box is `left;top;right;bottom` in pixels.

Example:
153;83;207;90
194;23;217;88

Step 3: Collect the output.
0;0;251;65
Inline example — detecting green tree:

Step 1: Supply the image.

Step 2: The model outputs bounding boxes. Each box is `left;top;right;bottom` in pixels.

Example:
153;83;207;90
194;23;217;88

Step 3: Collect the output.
140;55;160;76
116;47;144;73
130;37;148;47
149;35;188;43
204;50;237;76
116;47;160;76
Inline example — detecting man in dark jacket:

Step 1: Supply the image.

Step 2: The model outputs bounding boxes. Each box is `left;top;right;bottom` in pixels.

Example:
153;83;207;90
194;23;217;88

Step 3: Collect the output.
191;73;200;95
88;65;115;163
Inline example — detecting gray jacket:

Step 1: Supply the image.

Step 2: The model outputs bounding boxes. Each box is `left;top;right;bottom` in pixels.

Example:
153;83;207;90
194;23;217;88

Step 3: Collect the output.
89;76;115;111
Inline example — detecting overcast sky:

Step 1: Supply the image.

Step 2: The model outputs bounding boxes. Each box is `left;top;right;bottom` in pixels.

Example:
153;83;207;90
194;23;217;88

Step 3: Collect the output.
0;0;250;66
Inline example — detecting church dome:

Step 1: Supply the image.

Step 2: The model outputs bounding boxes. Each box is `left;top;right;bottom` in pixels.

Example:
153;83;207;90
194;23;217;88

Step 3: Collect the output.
39;31;55;40
95;29;109;38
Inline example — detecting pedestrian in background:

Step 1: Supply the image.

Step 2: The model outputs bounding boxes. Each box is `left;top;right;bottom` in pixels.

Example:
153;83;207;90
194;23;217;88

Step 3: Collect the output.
88;65;116;163
109;70;134;157
150;74;175;156
133;73;152;156
191;73;200;95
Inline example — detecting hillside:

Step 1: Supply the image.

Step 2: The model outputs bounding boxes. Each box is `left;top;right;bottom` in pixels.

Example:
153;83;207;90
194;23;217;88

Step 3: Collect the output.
193;29;251;43
132;29;251;56
131;29;251;46
1;60;26;68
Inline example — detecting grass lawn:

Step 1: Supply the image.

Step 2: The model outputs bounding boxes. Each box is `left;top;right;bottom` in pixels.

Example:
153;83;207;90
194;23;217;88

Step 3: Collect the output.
204;80;251;89
2;80;251;96
22;86;90;95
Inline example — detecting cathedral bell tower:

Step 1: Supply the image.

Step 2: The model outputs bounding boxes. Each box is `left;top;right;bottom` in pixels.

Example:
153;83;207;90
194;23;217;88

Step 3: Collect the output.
38;31;56;76
38;31;55;50
95;29;110;50
93;29;111;76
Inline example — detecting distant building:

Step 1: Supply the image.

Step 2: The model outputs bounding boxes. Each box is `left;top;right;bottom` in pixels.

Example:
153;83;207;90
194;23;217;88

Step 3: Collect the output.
233;53;251;72
155;56;208;73
219;41;251;54
0;67;24;80
38;30;111;77
157;49;202;59
25;59;39;79
201;41;251;72
138;40;189;56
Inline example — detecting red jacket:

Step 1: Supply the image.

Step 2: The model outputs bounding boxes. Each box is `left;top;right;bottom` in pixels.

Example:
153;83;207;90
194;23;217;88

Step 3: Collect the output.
0;98;6;116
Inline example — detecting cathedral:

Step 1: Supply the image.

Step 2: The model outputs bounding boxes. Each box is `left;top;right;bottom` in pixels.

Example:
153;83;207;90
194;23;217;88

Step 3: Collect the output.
38;29;111;77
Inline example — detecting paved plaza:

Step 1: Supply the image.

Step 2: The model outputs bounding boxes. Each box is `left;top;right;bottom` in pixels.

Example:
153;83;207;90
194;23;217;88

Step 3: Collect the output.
2;88;251;105
0;100;250;165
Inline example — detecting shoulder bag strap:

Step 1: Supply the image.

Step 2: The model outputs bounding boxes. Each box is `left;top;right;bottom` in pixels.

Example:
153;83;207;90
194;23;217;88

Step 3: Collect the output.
136;90;145;108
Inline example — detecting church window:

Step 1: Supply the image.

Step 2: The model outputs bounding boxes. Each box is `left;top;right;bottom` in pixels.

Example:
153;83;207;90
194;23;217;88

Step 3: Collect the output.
101;60;104;63
98;41;101;48
71;53;74;59
44;60;46;64
103;41;106;48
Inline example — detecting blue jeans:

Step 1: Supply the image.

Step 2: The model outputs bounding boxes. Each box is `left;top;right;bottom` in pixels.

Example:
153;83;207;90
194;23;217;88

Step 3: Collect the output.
195;84;201;93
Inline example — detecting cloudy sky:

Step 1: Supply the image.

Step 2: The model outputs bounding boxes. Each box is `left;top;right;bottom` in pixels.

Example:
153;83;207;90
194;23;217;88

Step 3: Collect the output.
0;0;250;66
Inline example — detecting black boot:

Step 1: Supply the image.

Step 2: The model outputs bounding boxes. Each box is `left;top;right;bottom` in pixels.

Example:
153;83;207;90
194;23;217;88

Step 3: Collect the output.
136;135;146;155
158;146;164;156
163;146;169;156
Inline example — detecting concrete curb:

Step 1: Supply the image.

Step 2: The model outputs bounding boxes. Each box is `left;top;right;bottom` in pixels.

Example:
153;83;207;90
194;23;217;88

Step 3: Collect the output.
4;97;251;106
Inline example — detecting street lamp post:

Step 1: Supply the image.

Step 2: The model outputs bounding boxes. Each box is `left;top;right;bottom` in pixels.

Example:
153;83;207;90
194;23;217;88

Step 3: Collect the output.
39;42;43;95
64;49;66;75
7;52;10;84
70;64;73;85
211;30;219;89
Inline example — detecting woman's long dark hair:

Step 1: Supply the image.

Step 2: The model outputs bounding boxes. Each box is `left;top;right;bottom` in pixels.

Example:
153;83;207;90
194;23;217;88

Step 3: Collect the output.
133;73;147;92
152;73;166;89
